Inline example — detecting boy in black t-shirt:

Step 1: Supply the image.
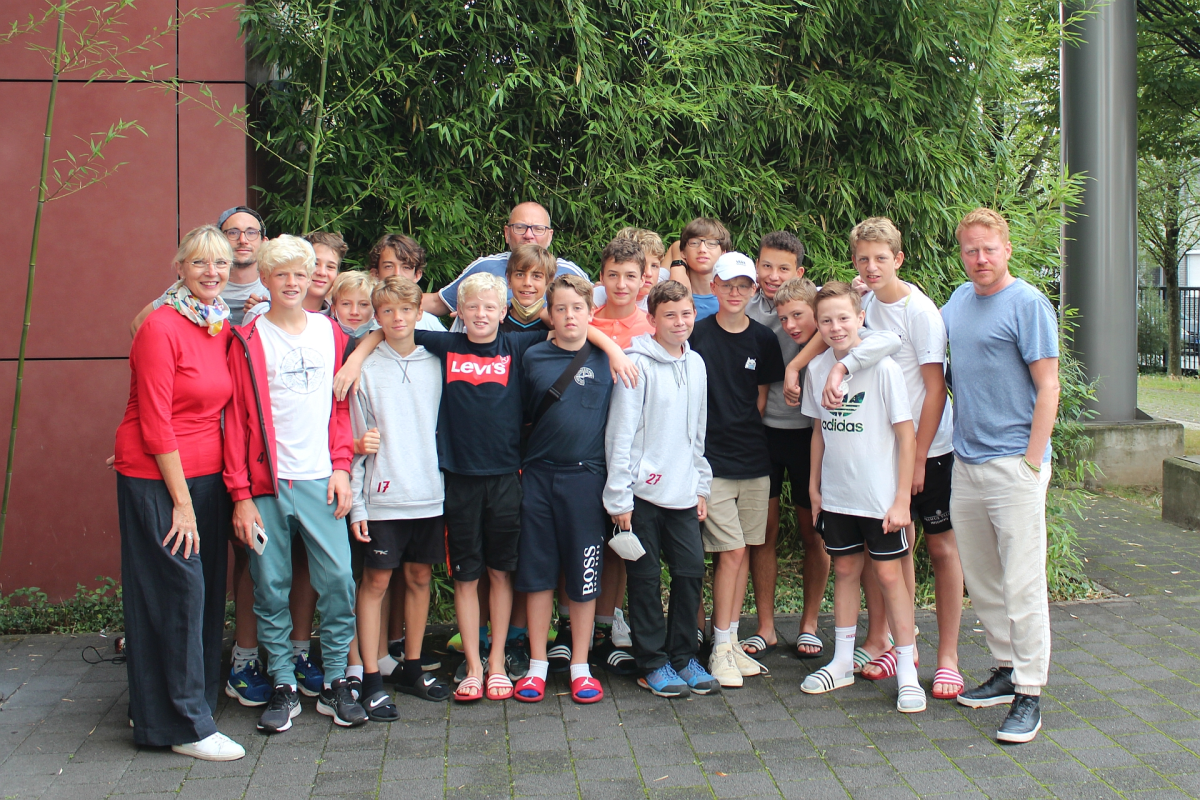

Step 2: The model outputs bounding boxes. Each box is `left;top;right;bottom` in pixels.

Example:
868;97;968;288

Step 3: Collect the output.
513;275;612;705
688;252;786;689
499;244;553;333
335;273;636;702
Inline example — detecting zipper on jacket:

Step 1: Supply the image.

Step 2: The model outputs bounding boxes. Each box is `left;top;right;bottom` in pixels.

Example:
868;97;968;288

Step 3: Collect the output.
233;326;278;493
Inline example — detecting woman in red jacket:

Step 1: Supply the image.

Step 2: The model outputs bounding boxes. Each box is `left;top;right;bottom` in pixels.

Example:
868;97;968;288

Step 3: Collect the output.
113;225;245;761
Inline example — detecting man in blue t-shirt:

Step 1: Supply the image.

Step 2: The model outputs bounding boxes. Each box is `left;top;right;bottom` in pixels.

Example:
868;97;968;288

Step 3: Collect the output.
940;208;1059;745
421;201;588;317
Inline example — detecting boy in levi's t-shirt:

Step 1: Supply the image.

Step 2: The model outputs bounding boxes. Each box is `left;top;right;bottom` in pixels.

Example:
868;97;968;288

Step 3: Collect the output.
799;281;924;714
335;272;636;702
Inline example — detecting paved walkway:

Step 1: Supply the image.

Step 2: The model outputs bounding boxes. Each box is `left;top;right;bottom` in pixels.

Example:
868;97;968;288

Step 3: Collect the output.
2;494;1200;799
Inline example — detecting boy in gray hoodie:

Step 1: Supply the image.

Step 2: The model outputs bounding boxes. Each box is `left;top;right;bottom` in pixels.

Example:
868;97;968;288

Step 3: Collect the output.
349;277;450;717
604;280;720;699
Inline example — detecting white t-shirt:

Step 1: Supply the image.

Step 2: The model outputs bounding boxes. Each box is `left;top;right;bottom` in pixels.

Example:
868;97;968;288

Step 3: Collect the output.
256;313;336;480
861;285;954;458
802;350;911;519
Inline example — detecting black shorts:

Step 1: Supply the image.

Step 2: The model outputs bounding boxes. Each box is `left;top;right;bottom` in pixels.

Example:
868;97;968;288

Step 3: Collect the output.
817;510;909;561
911;452;953;534
361;517;445;571
514;463;605;602
766;426;813;507
443;471;522;582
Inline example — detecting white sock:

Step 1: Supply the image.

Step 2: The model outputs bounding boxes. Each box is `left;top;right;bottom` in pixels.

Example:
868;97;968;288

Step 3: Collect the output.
894;644;918;688
527;659;549;681
596;615;614;626
232;645;258;672
729;621;740;642
323;681;331;690
713;626;731;646
345;665;363;681
569;663;593;682
829;626;857;676
376;653;400;677
290;639;310;659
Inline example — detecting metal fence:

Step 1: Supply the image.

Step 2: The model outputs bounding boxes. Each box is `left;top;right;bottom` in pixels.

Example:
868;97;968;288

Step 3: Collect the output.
1138;286;1200;373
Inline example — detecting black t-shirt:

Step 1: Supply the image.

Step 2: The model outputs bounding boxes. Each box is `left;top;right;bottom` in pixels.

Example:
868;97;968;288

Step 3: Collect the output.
688;315;786;479
499;313;550;334
521;342;613;473
414;329;547;475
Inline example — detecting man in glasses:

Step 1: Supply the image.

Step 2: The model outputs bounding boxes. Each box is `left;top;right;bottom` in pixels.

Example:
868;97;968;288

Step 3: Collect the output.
131;206;270;332
422;201;587;318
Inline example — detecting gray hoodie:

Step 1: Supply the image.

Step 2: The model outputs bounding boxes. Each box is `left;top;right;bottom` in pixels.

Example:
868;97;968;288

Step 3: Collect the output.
350;343;444;522
604;334;713;514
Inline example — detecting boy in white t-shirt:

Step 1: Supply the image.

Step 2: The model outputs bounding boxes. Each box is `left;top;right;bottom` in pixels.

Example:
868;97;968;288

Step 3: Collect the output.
840;218;963;701
224;235;367;733
800;282;924;713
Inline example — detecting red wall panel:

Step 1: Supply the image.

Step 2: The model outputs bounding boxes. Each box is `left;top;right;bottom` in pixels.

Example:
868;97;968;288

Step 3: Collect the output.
0;359;127;598
179;83;249;232
178;2;246;83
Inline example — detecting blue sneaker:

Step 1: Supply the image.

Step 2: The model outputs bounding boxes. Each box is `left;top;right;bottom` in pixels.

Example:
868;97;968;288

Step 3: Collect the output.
637;663;690;698
293;652;324;697
678;659;722;696
225;659;272;707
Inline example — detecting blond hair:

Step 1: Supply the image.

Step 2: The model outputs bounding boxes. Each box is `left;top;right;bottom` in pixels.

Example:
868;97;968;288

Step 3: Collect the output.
615;226;666;259
773;276;817;309
371;276;422;311
175;224;234;269
956;207;1010;244
329;270;376;304
848;217;902;260
546;274;596;311
458;272;508;308
257;234;316;278
814;280;862;315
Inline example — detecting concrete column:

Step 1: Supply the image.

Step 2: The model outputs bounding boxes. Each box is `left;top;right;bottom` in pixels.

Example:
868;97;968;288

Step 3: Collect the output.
1061;0;1139;422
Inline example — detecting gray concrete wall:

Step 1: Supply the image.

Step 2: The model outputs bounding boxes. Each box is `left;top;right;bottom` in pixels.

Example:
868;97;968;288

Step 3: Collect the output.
1079;418;1184;488
1164;456;1200;530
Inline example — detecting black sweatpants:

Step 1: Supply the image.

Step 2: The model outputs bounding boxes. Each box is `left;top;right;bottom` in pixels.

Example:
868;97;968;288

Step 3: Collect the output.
625;497;705;674
118;472;229;747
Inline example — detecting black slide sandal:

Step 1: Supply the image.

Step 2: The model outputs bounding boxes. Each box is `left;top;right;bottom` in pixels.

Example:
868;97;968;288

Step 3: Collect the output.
396;671;451;702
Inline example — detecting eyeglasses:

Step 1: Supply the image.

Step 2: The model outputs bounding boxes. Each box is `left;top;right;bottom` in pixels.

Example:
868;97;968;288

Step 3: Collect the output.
223;227;262;242
685;238;723;250
189;259;230;269
506;223;551;236
715;280;755;295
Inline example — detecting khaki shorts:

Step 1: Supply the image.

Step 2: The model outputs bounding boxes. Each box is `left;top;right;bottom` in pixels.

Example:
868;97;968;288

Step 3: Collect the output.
702;476;770;552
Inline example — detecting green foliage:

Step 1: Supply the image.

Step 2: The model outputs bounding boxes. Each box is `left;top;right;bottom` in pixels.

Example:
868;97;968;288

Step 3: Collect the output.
0;577;123;635
1140;289;1170;369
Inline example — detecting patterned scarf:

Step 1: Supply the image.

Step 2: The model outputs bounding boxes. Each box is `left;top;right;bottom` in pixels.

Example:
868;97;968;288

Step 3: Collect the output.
164;280;230;336
507;294;546;326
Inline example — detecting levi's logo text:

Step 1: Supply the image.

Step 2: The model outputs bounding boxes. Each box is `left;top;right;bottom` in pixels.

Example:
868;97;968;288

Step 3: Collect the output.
822;391;866;433
447;352;511;386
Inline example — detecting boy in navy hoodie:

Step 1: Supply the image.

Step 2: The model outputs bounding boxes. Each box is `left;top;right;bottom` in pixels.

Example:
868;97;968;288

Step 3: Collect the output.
224;235;366;733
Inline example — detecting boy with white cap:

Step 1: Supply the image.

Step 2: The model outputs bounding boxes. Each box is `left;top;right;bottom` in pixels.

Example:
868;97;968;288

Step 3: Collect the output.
687;251;786;688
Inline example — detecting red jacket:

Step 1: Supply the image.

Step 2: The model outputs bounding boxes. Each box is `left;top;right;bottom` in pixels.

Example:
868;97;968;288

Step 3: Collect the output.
223;313;354;502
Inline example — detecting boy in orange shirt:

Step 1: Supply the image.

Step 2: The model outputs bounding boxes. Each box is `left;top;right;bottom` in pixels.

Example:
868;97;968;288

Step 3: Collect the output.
592;238;656;349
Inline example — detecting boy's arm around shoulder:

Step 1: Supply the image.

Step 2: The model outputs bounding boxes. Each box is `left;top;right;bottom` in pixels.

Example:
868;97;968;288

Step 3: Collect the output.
602;353;647;517
821;329;903;409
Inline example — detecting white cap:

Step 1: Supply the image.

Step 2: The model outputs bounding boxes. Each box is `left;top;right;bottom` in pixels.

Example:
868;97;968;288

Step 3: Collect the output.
713;251;757;283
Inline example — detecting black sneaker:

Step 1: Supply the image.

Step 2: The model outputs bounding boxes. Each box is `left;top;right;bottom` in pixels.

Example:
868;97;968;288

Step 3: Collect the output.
996;694;1041;743
257;684;301;734
957;667;1015;708
505;633;530;680
548;619;572;673
388;638;442;672
317;678;368;727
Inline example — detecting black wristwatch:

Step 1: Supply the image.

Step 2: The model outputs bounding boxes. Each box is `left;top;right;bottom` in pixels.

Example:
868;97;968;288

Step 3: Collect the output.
670;259;686;267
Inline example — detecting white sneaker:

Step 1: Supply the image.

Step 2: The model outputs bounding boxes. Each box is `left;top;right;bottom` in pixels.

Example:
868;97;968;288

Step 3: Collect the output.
708;642;743;688
171;732;246;762
612;609;633;648
731;640;763;677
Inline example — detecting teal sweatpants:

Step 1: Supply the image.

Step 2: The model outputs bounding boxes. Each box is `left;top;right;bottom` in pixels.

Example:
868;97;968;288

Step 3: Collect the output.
250;478;355;687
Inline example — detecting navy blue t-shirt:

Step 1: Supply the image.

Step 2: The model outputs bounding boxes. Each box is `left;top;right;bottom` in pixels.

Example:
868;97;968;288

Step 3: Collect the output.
415;329;547;475
521;342;612;474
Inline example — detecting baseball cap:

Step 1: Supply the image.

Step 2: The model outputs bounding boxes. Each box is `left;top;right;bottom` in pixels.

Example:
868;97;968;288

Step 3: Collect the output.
218;206;267;237
713;251;757;283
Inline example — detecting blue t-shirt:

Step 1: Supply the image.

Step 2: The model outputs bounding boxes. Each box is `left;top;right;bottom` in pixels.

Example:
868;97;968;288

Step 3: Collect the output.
521;342;612;473
414;329;547;475
941;278;1059;465
437;252;587;312
693;293;719;321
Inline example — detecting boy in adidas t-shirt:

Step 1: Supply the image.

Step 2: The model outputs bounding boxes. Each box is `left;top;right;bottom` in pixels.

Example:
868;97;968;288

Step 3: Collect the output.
844;218;962;700
799;282;924;713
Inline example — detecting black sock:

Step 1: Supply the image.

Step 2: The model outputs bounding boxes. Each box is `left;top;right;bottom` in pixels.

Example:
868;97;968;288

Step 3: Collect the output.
361;671;383;698
400;658;423;685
